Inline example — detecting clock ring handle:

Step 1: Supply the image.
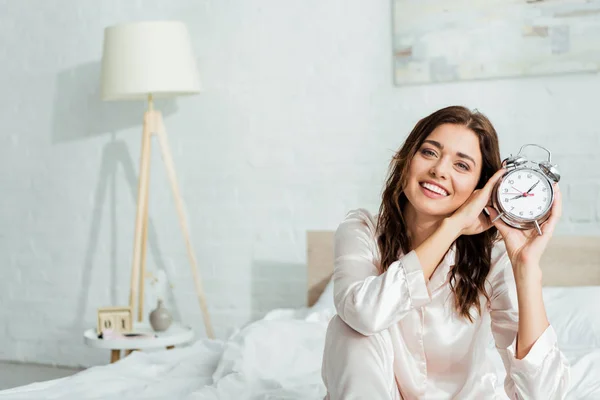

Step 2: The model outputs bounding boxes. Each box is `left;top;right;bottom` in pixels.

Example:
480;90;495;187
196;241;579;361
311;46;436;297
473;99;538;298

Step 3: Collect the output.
516;143;552;163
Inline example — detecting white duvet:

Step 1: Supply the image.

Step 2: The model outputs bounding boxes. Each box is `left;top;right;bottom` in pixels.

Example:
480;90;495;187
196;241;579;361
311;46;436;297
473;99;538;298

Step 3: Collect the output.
0;307;599;400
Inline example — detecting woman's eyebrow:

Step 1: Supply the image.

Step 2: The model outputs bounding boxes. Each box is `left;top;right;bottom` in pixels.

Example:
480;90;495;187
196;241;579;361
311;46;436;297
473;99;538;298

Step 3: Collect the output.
422;139;477;167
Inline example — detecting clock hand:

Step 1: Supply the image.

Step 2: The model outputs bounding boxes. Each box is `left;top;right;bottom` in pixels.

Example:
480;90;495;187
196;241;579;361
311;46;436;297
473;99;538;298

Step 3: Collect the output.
508;192;537;200
508;184;536;199
507;185;525;200
526;180;540;194
501;192;535;196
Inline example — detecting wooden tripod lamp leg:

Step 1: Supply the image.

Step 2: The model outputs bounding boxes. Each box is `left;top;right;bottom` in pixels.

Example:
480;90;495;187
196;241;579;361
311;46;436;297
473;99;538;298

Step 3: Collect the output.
154;112;215;339
129;111;153;320
138;139;151;323
111;350;121;363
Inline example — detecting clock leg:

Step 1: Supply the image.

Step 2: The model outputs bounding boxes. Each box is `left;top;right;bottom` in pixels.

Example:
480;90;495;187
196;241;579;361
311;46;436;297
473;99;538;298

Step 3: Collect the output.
534;220;543;236
491;212;504;224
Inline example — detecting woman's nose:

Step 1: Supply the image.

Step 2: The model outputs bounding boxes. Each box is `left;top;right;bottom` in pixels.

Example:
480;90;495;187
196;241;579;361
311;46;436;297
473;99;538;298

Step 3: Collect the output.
430;161;449;179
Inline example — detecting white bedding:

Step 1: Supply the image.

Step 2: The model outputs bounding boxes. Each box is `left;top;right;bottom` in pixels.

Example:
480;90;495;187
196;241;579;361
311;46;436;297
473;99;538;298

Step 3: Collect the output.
0;307;599;400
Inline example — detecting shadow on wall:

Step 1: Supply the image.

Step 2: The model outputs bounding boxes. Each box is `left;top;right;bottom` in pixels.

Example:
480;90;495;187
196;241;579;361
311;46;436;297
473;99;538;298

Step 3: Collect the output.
51;60;177;144
251;259;307;321
50;60;183;336
69;138;184;336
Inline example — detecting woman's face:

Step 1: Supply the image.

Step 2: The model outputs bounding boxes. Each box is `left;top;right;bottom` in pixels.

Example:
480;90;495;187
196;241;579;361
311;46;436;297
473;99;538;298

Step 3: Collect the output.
404;123;483;219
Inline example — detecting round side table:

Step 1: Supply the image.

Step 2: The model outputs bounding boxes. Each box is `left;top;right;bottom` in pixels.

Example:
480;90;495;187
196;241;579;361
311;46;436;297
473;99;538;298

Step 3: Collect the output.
84;322;194;363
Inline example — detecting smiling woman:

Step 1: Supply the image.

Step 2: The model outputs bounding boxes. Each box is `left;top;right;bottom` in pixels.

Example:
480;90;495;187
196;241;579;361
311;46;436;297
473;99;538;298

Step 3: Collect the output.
321;106;570;400
379;107;502;322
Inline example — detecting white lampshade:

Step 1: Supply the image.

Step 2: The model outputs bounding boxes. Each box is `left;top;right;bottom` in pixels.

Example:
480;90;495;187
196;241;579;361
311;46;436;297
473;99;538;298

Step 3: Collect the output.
100;20;201;101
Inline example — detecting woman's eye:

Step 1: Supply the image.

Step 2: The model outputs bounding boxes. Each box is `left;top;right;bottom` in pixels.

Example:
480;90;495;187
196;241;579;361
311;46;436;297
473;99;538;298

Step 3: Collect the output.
421;149;469;171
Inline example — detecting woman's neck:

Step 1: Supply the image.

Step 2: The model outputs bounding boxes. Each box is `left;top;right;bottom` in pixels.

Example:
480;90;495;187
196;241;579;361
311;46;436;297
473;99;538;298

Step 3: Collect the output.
403;203;445;250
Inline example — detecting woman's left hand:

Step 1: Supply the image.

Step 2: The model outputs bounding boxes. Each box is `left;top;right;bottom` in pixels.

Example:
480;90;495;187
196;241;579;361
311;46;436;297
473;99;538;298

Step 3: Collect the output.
485;183;562;268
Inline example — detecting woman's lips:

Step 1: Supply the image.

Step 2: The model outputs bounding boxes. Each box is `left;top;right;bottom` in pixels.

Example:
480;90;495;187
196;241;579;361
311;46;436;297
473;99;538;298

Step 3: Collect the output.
420;184;447;199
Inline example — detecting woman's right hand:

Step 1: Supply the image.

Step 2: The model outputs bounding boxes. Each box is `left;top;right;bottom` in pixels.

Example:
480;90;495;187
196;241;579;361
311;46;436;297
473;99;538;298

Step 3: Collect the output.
448;167;506;236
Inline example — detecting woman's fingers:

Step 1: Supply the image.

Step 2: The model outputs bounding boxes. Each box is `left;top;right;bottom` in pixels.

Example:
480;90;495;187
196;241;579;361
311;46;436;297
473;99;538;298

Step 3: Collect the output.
458;168;508;235
486;206;511;236
541;184;562;236
474;168;506;204
482;168;506;195
473;168;506;208
479;212;493;231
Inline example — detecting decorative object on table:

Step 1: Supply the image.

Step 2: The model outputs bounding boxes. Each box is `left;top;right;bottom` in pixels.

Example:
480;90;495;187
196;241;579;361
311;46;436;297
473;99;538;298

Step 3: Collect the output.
491;144;561;236
149;299;173;332
100;20;214;339
97;306;133;335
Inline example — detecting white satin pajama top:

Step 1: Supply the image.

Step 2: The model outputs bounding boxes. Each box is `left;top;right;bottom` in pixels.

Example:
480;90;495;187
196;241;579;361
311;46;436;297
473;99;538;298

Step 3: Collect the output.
333;208;571;399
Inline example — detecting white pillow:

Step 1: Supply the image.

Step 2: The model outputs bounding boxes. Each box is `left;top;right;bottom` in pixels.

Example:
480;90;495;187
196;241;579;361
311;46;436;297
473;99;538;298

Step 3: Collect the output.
543;286;600;351
311;278;334;312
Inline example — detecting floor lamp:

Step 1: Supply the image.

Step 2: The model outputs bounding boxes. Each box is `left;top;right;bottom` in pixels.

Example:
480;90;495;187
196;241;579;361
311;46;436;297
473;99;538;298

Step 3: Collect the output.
100;21;214;339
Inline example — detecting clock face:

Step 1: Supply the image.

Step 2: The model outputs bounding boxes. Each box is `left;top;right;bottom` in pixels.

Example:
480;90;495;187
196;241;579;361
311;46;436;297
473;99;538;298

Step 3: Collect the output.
497;169;553;220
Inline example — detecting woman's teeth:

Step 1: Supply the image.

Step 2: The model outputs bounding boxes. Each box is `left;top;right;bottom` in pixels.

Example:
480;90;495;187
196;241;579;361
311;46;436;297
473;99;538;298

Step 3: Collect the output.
420;182;448;196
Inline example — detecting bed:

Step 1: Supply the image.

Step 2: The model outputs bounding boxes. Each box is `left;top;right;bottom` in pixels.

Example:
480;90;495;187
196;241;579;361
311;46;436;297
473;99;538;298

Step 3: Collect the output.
0;232;599;399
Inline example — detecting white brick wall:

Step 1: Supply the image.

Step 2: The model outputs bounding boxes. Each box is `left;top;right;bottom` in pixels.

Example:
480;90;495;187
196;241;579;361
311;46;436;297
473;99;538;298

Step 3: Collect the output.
1;0;599;368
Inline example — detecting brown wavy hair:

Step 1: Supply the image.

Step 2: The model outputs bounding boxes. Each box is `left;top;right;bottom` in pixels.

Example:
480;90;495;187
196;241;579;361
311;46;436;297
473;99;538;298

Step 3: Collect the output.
376;106;502;322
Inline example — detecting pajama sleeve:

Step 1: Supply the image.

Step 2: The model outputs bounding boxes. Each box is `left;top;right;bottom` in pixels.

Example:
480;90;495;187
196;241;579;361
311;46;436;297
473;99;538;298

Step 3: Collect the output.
489;251;571;399
332;208;431;336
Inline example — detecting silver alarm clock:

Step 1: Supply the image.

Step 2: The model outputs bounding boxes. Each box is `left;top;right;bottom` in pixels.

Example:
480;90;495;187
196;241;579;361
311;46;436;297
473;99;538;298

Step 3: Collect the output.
491;144;560;236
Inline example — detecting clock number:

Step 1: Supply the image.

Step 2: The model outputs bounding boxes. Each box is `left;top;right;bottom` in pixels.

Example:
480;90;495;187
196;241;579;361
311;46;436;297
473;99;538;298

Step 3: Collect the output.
527;173;532;178
503;188;508;193
518;174;521;179
510;206;515;211
504;198;509;203
542;187;547;192
519;211;523;216
509;180;514;184
529;211;533;215
543;197;547;202
538;206;542;210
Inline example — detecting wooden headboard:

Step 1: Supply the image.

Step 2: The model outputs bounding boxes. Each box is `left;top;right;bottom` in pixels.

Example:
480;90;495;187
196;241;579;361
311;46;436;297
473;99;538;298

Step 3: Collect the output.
306;231;600;307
